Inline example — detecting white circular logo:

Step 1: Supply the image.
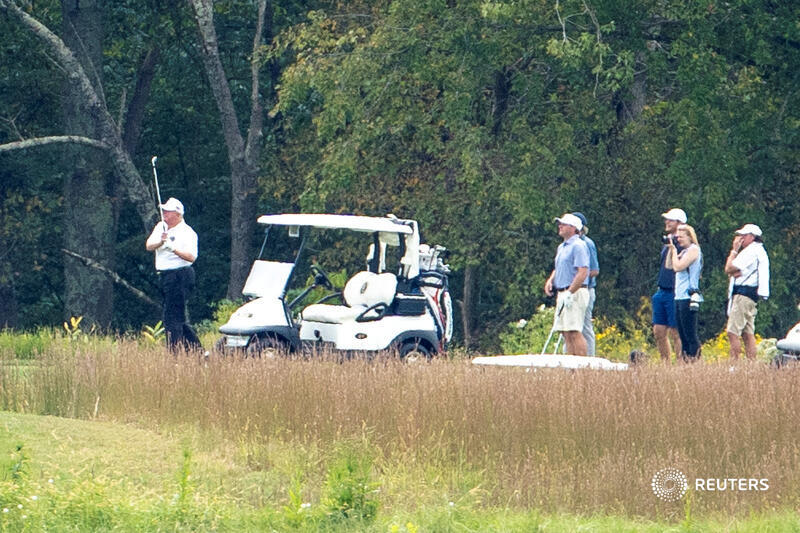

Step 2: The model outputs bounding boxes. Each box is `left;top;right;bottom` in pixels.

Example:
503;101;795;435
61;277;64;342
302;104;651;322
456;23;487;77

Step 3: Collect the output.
651;468;688;502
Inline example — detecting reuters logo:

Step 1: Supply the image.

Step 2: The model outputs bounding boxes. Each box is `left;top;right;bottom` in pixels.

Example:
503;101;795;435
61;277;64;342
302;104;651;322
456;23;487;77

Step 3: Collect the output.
651;468;688;502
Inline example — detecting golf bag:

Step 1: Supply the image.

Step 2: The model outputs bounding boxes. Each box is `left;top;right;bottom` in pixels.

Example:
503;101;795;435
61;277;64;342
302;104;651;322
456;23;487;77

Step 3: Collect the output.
417;245;453;347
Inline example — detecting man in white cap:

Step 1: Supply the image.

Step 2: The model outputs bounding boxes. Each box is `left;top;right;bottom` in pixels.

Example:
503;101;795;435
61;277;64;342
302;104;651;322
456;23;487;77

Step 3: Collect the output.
652;207;687;362
544;213;590;356
724;223;769;360
145;197;203;352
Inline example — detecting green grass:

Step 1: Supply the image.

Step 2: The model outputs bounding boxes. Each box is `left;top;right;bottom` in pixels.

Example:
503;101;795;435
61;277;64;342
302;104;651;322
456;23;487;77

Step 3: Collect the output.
2;334;800;530
2;411;800;532
0;330;55;360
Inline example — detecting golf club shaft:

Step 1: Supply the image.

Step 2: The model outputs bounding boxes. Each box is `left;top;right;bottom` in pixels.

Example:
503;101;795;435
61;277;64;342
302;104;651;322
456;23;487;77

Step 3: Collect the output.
540;327;556;355
151;156;166;231
540;298;566;355
554;333;564;353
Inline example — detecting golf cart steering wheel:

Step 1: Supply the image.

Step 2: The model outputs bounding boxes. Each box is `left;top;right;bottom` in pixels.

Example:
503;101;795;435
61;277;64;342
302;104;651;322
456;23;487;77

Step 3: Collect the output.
310;264;334;290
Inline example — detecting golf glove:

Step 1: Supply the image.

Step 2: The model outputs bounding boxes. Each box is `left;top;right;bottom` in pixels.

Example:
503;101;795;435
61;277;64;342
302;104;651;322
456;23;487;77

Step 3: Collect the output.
561;291;575;309
160;241;174;252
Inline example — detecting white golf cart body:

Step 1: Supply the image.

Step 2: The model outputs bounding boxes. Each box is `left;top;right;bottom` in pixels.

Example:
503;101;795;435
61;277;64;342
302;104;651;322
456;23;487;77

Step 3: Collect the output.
218;214;452;357
775;320;800;366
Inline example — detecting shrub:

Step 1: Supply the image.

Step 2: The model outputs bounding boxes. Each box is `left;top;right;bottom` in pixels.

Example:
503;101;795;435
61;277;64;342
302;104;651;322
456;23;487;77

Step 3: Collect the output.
498;304;556;355
0;329;54;360
198;299;244;333
499;302;654;362
700;330;778;362
594;319;654;361
141;321;166;344
322;440;380;523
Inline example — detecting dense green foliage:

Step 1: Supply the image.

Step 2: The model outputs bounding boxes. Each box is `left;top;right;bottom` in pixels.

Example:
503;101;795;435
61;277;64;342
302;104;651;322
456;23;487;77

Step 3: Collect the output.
1;0;799;350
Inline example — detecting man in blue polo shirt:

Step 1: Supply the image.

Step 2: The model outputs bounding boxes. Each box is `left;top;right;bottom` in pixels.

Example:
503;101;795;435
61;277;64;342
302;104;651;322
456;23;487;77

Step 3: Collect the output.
652;208;686;362
572;212;599;356
544;213;590;356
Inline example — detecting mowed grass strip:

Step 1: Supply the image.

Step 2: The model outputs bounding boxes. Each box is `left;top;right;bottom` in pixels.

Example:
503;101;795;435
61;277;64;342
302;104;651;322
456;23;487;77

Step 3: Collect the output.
2;341;800;518
0;411;181;495
3;412;800;532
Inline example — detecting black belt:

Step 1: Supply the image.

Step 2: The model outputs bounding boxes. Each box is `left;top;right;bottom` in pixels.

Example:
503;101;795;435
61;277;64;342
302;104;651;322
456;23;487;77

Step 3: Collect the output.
157;266;192;274
732;285;758;302
555;286;570;292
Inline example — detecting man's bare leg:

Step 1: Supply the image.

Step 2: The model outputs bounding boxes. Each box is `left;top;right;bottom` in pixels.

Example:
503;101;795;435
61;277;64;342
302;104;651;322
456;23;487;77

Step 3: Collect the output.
564;331;588;356
728;331;742;360
742;332;757;360
654;325;681;362
669;327;682;359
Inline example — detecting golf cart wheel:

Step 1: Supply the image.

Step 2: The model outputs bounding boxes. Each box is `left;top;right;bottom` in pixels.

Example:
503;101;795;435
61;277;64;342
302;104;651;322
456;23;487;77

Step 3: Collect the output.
773;352;799;368
399;340;432;362
214;336;245;357
247;335;288;358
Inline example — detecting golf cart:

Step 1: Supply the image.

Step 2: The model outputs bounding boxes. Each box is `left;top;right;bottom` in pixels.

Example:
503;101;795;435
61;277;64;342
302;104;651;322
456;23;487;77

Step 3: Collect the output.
217;214;452;358
774;320;800;367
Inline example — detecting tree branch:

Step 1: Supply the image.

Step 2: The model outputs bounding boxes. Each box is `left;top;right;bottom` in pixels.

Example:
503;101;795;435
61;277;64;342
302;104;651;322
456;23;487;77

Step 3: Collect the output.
0;0;158;230
0;135;109;153
244;0;267;162
0;110;25;141
188;0;246;161
122;47;160;154
61;248;160;309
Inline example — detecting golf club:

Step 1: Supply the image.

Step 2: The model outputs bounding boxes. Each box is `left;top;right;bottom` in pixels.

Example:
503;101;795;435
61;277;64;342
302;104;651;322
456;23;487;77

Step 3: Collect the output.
553;333;564;354
540;299;566;355
151;156;166;232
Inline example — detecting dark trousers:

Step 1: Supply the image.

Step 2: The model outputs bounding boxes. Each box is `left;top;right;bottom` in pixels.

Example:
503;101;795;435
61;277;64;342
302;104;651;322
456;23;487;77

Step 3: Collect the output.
160;267;202;352
675;299;700;358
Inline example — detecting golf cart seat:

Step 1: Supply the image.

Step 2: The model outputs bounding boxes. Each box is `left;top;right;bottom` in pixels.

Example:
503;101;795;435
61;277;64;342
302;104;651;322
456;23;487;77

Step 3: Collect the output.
302;271;397;324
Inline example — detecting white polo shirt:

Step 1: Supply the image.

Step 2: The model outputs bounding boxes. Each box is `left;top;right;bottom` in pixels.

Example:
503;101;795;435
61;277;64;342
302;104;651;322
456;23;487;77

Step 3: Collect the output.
730;241;769;298
146;220;198;271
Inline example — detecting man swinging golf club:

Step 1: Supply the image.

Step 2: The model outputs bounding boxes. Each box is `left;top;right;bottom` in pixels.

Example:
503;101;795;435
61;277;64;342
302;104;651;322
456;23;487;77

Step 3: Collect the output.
544;213;590;356
145;197;203;352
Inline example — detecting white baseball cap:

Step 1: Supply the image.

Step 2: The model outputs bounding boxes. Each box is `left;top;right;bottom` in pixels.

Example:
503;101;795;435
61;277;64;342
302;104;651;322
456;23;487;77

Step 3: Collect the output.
661;208;687;223
735;223;762;237
160;197;184;215
554;213;583;231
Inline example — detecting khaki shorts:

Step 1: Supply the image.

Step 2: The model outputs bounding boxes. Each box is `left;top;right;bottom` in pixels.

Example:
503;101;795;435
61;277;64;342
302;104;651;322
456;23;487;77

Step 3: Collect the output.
726;294;757;336
554;288;590;332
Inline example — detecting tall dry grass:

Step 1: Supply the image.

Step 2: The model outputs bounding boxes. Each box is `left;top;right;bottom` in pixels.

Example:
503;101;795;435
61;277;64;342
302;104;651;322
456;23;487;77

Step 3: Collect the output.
2;341;800;518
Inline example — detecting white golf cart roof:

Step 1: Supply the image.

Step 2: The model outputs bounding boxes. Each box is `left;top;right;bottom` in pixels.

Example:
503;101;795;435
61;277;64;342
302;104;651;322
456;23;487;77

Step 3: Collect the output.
257;214;414;234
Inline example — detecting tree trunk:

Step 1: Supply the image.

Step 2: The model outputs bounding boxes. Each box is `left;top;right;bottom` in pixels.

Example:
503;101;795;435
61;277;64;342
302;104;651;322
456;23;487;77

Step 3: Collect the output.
491;68;511;136
188;0;269;298
61;0;114;327
1;1;163;327
228;161;260;297
0;273;17;328
629;51;647;120
460;265;475;351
